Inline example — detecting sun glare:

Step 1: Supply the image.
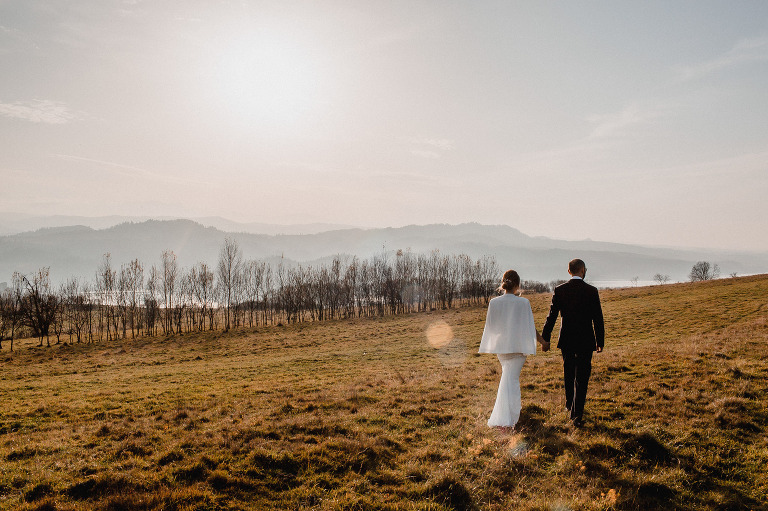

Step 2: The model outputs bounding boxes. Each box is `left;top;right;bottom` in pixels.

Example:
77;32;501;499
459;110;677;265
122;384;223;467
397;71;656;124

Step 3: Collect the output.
208;31;323;126
426;320;453;349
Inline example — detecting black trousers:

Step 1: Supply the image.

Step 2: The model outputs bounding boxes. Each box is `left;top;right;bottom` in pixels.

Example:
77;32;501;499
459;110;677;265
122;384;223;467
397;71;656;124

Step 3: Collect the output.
562;350;593;420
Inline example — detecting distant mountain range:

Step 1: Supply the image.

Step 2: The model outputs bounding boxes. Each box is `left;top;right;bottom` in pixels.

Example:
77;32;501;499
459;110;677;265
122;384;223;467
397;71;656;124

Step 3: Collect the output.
0;213;353;237
1;216;767;286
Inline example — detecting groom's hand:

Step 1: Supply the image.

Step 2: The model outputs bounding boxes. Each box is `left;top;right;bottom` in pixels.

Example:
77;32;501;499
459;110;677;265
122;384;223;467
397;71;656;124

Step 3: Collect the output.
596;346;603;353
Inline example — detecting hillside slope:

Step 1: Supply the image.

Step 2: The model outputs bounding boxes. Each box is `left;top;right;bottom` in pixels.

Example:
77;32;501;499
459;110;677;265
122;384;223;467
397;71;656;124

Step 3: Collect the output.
1;275;767;510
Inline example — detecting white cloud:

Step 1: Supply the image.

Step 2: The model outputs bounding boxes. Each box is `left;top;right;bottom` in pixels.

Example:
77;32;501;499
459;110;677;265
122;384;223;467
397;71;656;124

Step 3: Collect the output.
0;99;79;124
409;137;454;159
676;35;768;82
635;148;768;182
494;103;667;183
52;154;157;179
50;153;212;187
411;149;441;159
414;138;454;151
586;104;663;140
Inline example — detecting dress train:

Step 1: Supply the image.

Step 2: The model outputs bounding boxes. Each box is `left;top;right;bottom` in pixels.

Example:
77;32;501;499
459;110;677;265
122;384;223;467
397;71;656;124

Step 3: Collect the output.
488;353;526;428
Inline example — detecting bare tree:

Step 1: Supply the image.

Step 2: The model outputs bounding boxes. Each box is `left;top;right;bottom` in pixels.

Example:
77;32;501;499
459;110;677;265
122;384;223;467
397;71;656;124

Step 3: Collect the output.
183;269;197;332
124;259;144;338
2;244;547;350
327;257;344;319
444;254;461;309
522;280;549;294
51;286;66;344
117;266;130;339
161;250;178;335
190;262;215;331
96;254;116;341
371;253;391;316
431;252;460;310
13;268;59;347
232;261;247;328
217;237;243;331
415;253;434;312
394;250;415;313
0;286;22;351
145;266;161;336
355;259;372;317
342;257;358;318
242;260;262;327
478;255;499;304
173;267;191;334
60;279;76;343
458;254;480;305
261;264;273;326
653;273;670;285
0;290;11;350
689;261;720;282
549;279;567;292
61;277;90;343
284;264;309;323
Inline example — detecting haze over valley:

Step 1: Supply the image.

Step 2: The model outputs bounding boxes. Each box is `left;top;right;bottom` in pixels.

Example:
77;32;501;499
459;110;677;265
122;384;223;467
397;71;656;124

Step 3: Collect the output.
2;215;766;287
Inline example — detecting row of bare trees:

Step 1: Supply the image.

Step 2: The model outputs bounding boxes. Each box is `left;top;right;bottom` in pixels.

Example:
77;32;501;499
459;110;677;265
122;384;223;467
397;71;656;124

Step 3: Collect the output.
1;239;512;351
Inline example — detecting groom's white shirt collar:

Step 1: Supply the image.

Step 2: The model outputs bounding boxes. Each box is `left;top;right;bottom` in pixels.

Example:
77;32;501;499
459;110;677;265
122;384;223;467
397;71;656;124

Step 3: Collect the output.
571;276;583;280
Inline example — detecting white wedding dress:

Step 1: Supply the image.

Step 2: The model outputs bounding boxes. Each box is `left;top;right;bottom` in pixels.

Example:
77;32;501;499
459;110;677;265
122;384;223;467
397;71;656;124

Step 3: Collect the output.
478;293;537;428
487;353;526;427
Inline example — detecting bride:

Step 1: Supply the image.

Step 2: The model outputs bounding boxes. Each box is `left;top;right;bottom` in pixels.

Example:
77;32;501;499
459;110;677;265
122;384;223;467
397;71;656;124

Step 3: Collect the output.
479;270;549;429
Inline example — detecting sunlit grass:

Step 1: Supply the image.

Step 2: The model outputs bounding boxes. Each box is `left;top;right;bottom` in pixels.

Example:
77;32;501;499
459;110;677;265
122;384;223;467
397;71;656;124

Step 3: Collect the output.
1;275;767;510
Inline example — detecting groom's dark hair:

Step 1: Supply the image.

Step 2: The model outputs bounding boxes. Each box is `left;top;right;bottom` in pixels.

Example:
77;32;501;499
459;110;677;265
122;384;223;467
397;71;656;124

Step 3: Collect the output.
569;259;586;274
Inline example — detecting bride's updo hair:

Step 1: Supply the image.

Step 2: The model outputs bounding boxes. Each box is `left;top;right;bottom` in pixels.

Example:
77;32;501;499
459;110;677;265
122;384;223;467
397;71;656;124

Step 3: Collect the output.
498;269;521;293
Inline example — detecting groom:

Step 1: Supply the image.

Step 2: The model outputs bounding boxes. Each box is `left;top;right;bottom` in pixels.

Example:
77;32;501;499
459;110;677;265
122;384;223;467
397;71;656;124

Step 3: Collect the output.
542;258;604;427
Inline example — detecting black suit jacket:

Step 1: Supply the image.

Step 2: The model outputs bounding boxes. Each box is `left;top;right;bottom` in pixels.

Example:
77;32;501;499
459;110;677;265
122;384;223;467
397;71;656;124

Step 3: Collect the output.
542;278;604;352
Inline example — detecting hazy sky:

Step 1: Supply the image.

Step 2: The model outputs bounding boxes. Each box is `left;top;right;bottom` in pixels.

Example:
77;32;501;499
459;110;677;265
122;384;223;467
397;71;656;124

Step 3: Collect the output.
2;1;767;250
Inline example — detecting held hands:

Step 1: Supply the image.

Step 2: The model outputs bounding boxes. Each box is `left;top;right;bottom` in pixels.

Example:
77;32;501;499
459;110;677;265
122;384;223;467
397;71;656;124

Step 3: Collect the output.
537;332;550;352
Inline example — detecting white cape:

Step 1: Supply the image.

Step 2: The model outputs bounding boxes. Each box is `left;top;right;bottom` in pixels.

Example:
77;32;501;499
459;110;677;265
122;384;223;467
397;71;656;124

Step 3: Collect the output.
478;294;537;354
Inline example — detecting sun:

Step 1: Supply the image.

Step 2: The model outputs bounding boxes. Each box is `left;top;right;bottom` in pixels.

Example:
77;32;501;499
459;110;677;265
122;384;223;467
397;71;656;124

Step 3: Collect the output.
207;30;323;127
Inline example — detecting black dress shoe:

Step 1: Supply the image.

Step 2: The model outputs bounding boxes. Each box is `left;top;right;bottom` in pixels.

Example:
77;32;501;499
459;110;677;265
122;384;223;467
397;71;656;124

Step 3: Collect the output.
572;417;584;427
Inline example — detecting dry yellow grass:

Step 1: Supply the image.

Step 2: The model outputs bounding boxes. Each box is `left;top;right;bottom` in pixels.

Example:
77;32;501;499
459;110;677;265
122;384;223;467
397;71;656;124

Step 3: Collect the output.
1;275;767;510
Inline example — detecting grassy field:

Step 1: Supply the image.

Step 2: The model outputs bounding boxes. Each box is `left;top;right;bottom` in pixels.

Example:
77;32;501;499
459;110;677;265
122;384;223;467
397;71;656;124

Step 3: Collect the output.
1;275;767;510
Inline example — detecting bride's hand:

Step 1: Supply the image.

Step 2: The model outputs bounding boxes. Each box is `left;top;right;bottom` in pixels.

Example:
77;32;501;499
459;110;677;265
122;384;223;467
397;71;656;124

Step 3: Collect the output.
537;332;550;352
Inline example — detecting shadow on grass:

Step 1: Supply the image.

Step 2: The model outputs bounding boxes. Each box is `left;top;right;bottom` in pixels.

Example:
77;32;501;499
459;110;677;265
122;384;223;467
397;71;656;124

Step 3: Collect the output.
424;475;477;511
545;415;768;510
67;474;141;500
516;404;576;457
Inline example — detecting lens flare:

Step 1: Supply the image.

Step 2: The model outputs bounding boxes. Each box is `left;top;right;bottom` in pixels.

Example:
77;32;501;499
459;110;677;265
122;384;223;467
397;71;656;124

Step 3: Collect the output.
426;320;453;349
507;435;529;457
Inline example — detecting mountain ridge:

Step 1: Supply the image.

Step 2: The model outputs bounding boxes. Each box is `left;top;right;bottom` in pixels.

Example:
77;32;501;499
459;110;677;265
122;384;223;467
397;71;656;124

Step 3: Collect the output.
1;219;766;286
0;213;355;237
